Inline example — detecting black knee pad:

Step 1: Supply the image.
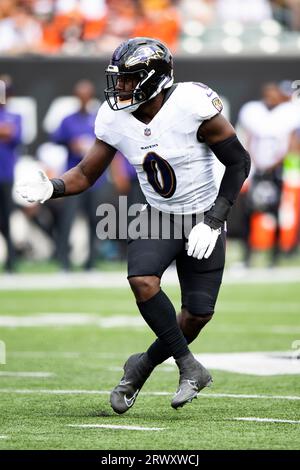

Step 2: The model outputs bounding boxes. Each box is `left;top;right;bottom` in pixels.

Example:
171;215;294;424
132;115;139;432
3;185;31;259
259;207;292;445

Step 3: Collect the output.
184;291;216;316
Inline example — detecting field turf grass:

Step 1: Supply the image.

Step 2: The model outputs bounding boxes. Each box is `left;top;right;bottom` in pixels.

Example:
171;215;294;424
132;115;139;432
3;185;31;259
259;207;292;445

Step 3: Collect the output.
0;282;299;450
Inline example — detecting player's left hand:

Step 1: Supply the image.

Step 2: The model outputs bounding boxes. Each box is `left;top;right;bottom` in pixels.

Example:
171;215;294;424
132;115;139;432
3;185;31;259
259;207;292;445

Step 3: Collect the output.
187;222;221;260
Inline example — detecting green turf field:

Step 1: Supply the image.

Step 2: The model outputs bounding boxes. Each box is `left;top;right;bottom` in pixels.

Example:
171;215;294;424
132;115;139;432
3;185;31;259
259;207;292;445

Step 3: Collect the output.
0;282;299;450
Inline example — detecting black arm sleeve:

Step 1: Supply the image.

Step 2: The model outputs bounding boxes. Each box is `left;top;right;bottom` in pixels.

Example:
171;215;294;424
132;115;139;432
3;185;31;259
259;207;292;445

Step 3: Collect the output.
204;135;251;229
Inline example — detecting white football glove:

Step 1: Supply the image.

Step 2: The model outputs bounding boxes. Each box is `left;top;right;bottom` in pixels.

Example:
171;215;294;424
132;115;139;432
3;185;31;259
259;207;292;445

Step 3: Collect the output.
16;169;53;204
187;222;221;260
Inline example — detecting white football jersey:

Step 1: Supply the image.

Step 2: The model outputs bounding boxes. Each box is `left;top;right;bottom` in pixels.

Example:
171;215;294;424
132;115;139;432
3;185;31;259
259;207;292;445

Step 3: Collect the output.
238;100;300;172
95;82;223;214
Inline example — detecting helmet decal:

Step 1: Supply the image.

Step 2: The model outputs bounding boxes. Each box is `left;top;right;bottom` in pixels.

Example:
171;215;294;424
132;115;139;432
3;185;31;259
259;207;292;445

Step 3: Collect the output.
125;46;164;68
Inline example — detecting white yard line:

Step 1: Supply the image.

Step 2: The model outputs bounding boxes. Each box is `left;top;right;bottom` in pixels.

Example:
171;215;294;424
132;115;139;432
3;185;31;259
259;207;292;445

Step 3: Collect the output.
0;372;55;378
0;389;299;401
4;349;300;376
0;314;145;328
210;393;300;400
0;389;108;395
233;417;300;424
68;424;165;431
9;352;125;359
0;267;299;290
1;309;300;329
1;314;299;330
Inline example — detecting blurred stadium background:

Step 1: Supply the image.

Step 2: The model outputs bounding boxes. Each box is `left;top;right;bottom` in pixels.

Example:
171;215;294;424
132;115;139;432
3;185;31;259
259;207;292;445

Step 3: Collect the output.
0;0;300;452
0;0;300;271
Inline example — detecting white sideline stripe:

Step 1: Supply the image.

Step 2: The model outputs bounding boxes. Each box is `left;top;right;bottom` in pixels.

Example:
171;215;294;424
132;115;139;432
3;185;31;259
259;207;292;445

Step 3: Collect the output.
1;314;300;329
0;389;299;401
0;314;145;328
68;424;164;431
190;352;300;376
10;351;81;358
9;352;125;359
0;389;108;395
107;366;173;372
0;267;300;290
0;436;8;439
0;372;54;378
233;417;300;424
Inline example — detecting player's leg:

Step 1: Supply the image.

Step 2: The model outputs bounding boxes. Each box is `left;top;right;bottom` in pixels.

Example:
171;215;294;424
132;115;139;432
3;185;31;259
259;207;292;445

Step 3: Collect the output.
129;274;190;360
146;308;213;365
110;234;186;414
145;228;226;408
173;230;226;408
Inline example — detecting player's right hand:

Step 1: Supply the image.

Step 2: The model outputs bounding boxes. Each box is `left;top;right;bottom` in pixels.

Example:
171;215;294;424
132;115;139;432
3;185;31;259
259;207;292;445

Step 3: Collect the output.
16;169;54;204
187;222;221;260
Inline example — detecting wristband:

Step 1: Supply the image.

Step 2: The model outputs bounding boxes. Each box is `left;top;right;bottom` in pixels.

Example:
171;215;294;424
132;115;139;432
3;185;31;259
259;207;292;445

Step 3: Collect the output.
204;196;231;229
50;178;65;199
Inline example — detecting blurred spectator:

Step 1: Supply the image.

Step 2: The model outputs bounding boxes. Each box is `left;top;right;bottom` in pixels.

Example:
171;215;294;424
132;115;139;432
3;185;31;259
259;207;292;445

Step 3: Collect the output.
270;0;300;30
216;0;272;23
96;0;138;54
179;0;215;26
133;0;181;52
0;0;17;19
286;126;300;252
51;79;108;270
44;0;107;54
237;81;300;266
0;75;22;272
0;0;299;55
0;3;42;54
289;127;300;154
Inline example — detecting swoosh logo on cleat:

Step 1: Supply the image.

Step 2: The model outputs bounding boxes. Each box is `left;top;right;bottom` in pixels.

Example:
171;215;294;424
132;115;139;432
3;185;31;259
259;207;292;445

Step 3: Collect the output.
119;380;131;386
187;380;198;390
124;389;139;408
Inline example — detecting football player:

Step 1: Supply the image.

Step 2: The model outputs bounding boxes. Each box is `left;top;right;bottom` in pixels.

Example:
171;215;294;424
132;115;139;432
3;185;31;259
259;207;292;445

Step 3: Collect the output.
16;37;250;412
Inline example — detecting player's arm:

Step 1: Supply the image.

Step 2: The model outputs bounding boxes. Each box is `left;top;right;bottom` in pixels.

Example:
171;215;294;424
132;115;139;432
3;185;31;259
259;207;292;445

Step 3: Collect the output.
198;113;251;227
188;114;251;260
55;138;116;196
16;138;116;203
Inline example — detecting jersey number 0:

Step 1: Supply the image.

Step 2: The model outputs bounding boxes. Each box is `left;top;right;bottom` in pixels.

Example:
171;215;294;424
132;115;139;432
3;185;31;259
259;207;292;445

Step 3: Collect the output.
143;152;177;199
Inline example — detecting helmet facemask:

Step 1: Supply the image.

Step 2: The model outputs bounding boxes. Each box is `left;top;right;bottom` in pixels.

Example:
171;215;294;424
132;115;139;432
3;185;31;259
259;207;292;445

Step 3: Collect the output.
105;66;173;112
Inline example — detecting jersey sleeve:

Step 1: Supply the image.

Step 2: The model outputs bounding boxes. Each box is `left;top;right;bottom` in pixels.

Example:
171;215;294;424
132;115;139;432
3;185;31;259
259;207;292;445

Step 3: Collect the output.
189;82;223;121
94;102;120;148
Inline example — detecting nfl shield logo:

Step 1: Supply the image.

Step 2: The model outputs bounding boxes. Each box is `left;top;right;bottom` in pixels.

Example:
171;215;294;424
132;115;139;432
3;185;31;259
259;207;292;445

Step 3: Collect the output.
144;128;151;136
